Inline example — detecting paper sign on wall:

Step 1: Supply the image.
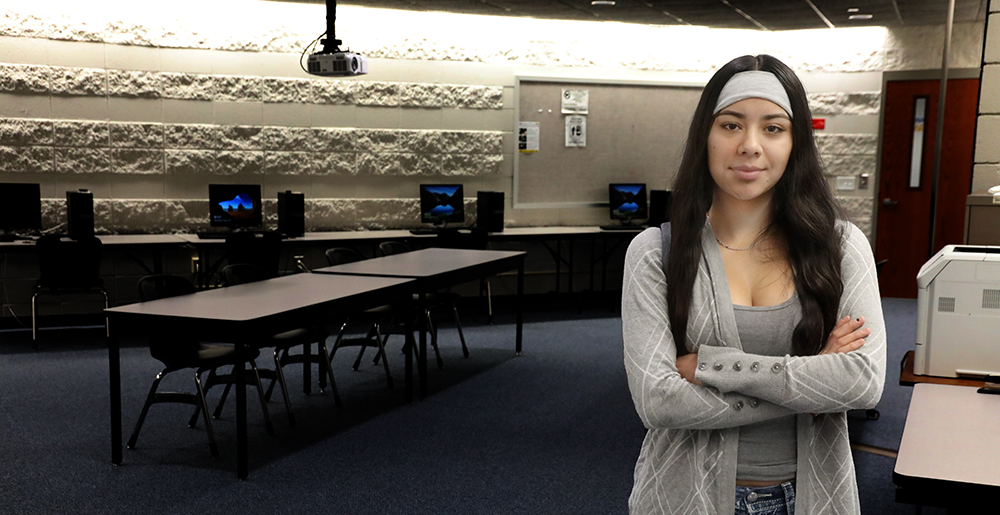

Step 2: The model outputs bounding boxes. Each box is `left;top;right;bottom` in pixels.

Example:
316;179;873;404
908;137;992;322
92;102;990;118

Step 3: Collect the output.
518;121;540;153
561;89;589;114
565;115;586;147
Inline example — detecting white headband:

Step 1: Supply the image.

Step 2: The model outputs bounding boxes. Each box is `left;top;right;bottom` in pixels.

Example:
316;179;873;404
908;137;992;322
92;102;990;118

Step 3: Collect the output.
713;70;793;119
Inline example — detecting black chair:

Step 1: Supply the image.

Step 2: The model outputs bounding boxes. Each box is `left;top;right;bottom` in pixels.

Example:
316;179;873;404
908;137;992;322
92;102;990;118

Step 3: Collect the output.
377;241;469;368
224;230;281;278
31;234;109;350
128;275;273;457
324;247;395;388
433;228;493;324
219;263;340;426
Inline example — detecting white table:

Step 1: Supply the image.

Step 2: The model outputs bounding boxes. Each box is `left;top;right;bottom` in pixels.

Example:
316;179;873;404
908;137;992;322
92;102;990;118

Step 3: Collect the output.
893;383;1000;507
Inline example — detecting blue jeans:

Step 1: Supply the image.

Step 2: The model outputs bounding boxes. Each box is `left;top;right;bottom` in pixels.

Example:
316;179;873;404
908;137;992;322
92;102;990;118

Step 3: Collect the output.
734;480;795;515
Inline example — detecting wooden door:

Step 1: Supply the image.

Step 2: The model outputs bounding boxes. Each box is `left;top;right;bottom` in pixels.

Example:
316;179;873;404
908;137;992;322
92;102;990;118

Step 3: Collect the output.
875;78;978;298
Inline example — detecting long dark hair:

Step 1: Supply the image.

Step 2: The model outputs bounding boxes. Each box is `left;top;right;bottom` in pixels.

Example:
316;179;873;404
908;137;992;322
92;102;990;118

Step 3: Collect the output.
667;54;845;357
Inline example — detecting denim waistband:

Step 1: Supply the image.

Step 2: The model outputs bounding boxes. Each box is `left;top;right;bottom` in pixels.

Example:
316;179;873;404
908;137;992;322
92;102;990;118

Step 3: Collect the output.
734;480;795;515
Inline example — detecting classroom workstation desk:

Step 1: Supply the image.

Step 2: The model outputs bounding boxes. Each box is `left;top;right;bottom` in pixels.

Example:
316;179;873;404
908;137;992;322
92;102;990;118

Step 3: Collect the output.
893;383;1000;509
176;230;415;285
313;248;527;398
176;230;415;247
0;234;190;274
175;226;639;293
105;272;417;479
485;226;642;293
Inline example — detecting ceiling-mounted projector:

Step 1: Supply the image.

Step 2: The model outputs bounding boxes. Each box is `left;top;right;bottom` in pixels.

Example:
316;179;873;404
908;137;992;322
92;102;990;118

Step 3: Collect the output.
302;0;368;78
307;51;368;77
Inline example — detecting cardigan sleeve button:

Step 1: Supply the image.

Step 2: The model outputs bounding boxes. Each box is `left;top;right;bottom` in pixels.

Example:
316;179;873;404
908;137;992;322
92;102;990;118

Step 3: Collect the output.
733;361;742;372
732;400;744;411
771;363;783;373
713;363;724;371
698;363;707;371
750;362;761;372
749;398;760;408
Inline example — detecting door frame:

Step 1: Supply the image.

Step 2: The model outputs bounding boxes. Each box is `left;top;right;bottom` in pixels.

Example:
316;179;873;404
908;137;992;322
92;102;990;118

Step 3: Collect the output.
871;68;981;252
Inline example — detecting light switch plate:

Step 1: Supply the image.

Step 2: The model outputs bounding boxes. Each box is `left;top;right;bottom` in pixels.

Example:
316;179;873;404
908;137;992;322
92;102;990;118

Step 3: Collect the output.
836;176;856;191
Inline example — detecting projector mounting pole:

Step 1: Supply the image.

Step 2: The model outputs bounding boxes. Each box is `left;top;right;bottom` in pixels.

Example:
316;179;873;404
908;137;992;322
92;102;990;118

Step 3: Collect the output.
320;0;342;54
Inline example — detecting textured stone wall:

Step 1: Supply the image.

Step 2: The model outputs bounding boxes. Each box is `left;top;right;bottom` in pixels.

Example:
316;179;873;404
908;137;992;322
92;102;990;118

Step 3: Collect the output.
807;91;880;235
974;6;1000;194
0;117;501;232
0;62;504;109
816;132;879;236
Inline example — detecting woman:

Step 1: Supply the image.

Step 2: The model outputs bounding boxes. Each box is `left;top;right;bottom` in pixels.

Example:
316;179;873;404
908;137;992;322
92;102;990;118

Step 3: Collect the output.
622;54;885;515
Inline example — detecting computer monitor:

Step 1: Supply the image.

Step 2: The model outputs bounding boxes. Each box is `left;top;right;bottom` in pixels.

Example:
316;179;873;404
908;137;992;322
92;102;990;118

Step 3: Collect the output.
208;184;263;229
0;183;42;237
609;183;647;225
419;184;465;227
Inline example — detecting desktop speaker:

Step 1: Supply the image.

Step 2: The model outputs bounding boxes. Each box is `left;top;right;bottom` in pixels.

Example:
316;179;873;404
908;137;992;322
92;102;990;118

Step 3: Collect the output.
66;189;94;239
476;191;504;232
648;190;672;227
277;190;305;238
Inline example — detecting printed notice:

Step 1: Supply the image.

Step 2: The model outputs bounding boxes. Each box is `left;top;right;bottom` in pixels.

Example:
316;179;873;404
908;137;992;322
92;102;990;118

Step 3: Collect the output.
561;89;589;114
518;121;540;153
565;115;586;147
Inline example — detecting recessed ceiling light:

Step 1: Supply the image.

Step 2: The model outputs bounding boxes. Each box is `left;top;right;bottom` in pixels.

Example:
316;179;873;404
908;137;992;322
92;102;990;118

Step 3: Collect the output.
591;1;616;5
848;13;873;20
847;8;860;13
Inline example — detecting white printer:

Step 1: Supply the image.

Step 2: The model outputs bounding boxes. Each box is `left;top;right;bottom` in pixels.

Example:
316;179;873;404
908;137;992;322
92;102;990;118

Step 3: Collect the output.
915;244;1000;377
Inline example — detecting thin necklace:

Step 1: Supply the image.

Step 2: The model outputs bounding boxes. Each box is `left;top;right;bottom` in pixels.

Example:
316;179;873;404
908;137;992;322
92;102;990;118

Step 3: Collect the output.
715;232;767;251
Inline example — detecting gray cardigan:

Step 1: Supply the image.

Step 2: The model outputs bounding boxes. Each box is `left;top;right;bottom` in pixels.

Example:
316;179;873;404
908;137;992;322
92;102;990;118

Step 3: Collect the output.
622;221;885;514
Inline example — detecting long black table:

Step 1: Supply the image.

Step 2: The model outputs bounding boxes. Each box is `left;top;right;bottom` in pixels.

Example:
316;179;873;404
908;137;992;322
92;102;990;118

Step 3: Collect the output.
105;272;416;479
313;248;527;397
177;226;638;293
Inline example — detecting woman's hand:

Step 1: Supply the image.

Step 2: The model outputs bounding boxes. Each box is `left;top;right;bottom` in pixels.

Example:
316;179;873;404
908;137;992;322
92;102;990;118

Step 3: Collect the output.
676;353;702;385
822;316;870;355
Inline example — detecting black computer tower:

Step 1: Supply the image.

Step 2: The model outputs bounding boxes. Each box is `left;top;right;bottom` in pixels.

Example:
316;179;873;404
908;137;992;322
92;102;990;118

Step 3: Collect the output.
277;190;305;237
476;191;504;233
648;190;672;227
66;189;94;239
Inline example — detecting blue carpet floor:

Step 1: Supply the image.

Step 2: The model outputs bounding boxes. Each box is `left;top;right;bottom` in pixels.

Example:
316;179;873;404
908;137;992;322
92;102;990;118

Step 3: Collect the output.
0;298;941;514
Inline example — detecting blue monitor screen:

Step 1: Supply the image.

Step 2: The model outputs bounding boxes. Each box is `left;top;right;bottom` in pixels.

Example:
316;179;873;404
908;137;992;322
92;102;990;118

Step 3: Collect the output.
209;184;262;228
0;182;41;232
420;184;465;225
609;183;647;221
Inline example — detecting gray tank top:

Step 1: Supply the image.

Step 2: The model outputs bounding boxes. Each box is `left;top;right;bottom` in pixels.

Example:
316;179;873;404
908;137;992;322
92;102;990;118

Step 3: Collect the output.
733;294;801;482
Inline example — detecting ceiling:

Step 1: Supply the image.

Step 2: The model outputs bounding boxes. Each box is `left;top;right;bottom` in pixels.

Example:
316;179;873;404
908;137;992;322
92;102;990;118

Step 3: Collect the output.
309;0;989;31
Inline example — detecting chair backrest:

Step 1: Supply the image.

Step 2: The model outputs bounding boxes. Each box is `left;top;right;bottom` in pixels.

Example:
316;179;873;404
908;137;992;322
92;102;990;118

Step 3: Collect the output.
433;228;489;250
378;241;411;257
136;275;200;363
325;247;365;266
35;234;104;290
221;263;271;286
224;230;281;277
137;274;197;302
